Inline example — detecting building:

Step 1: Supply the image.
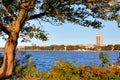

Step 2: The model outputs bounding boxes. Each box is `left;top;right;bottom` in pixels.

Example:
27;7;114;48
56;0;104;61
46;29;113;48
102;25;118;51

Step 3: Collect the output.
17;46;26;50
96;34;103;46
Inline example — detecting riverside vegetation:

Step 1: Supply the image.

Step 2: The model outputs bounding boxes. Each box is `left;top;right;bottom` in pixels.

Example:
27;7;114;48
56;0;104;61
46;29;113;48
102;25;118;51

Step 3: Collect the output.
0;0;120;78
0;52;120;80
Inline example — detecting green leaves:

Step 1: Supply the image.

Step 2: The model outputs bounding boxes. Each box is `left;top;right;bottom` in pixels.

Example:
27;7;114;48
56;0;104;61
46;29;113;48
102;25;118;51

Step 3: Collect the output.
20;23;48;42
0;0;20;25
99;52;111;67
40;0;107;28
0;0;120;43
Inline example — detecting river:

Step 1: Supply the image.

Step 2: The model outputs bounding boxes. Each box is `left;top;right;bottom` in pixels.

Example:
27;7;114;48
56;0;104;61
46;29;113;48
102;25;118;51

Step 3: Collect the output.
0;50;120;71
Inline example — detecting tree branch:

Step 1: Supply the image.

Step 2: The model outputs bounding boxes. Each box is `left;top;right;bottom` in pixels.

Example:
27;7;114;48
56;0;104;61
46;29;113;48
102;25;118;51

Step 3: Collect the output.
27;13;46;21
18;0;35;23
1;0;9;15
0;23;11;35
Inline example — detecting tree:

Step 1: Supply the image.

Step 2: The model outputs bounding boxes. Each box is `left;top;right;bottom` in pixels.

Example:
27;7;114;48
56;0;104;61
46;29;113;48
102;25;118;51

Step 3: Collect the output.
0;0;120;78
114;44;120;50
99;52;111;67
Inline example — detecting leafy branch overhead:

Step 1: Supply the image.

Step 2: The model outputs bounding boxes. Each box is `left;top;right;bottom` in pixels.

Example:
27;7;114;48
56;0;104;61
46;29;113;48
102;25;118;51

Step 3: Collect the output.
0;0;120;41
0;0;120;78
20;23;48;42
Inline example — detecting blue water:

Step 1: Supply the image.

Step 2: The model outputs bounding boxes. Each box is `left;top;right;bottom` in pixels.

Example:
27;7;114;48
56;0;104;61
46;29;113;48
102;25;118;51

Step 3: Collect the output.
0;50;120;71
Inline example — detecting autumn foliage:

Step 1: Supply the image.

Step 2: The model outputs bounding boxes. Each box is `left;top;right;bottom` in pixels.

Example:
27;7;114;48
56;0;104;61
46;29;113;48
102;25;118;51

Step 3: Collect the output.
0;53;120;80
86;0;114;2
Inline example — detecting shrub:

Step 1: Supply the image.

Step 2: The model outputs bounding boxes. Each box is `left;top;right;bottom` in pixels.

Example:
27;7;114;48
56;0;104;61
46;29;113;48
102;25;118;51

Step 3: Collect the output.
0;52;120;80
47;58;79;80
99;52;112;67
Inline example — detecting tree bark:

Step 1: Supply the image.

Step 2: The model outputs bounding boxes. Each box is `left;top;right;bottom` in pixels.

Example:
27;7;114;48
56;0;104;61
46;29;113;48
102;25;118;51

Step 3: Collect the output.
0;32;18;78
0;1;33;78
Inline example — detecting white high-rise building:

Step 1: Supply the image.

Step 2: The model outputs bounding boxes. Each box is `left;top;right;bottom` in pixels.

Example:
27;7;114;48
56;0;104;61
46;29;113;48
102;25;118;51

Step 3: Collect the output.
96;34;103;46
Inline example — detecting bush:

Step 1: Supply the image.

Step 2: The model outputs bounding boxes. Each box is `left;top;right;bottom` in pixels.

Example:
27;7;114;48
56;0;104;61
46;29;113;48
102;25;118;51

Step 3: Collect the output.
47;58;79;80
99;52;112;67
0;52;120;80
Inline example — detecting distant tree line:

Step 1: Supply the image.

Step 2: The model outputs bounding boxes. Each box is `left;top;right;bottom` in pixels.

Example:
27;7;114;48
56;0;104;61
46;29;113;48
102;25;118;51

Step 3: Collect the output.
102;44;120;51
23;44;120;51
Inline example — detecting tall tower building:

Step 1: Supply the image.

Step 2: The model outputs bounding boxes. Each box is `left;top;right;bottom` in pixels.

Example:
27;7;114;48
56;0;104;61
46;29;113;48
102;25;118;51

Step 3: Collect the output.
96;34;103;46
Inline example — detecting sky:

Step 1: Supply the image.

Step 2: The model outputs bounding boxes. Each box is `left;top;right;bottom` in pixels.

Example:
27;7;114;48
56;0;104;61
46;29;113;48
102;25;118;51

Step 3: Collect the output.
0;19;120;47
0;1;120;47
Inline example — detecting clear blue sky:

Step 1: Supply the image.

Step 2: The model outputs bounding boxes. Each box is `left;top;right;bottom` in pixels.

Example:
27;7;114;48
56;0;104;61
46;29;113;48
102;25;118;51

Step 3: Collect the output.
0;20;120;47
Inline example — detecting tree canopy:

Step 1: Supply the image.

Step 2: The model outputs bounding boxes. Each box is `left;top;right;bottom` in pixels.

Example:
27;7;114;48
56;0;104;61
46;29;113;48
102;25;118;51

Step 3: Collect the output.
0;0;120;78
0;0;119;41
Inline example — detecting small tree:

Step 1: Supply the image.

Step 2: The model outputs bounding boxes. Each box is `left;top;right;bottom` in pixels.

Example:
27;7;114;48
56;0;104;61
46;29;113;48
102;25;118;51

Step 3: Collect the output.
99;52;111;67
0;0;120;78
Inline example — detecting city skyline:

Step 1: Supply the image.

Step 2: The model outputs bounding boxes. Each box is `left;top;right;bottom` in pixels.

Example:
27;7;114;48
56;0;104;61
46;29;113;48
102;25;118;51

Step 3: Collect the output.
0;20;120;47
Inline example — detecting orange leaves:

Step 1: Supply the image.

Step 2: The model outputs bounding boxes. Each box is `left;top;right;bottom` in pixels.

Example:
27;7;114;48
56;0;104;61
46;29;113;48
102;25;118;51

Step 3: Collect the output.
5;58;120;79
86;0;114;3
74;65;120;79
44;59;120;80
53;8;60;15
86;0;100;2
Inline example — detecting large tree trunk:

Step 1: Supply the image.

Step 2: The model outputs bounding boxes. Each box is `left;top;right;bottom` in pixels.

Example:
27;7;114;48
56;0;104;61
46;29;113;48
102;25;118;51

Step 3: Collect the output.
0;32;18;78
0;1;31;78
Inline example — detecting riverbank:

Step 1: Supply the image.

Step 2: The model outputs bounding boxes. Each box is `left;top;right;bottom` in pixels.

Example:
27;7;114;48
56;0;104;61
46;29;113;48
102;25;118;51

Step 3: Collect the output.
1;57;120;80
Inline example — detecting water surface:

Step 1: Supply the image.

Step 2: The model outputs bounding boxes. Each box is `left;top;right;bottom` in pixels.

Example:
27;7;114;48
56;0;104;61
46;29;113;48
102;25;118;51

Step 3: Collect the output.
0;50;119;71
